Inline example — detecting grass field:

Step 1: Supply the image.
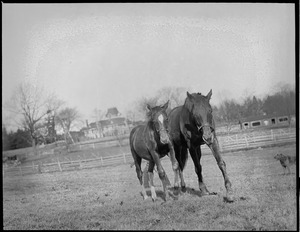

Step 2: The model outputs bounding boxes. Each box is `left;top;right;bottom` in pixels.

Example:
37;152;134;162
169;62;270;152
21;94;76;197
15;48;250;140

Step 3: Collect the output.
3;144;297;230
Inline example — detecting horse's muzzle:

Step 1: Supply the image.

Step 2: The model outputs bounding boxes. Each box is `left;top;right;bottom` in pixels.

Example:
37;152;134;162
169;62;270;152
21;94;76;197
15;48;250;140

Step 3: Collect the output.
159;131;170;144
202;133;214;145
197;124;215;145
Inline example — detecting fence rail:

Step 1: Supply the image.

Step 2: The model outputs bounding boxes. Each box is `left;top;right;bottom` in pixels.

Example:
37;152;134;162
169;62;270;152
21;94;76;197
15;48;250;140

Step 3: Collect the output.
3;128;295;177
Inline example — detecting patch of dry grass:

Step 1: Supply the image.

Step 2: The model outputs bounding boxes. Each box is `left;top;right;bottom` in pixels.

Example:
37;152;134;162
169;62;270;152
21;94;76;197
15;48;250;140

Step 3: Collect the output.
3;144;297;230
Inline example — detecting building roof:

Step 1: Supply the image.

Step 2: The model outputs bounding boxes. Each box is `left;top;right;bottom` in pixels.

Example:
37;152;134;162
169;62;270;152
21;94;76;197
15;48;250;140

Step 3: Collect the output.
106;107;120;118
89;117;127;129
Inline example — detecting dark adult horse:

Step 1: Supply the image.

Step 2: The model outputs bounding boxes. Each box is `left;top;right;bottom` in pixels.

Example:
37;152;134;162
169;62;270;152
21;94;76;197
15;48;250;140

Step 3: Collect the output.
130;101;179;201
168;90;234;202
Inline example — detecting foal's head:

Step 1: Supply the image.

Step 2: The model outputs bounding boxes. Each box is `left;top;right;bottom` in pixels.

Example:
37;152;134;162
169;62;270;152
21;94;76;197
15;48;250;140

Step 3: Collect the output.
184;89;214;145
146;101;170;144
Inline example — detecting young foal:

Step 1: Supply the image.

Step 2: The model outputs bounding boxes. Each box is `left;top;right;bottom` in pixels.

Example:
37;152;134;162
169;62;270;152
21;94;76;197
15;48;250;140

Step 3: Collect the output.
129;101;178;201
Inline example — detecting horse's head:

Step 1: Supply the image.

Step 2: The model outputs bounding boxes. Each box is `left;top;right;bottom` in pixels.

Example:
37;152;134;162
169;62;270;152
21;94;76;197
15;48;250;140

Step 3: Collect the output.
147;101;170;144
185;89;215;145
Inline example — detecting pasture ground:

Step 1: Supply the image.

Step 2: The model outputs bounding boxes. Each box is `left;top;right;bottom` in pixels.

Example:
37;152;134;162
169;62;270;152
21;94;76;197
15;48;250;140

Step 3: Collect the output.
3;144;297;230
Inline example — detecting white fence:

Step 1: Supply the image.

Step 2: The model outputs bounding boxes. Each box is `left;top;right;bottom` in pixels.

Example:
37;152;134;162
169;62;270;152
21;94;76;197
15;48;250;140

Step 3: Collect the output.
3;153;133;177
3;128;296;177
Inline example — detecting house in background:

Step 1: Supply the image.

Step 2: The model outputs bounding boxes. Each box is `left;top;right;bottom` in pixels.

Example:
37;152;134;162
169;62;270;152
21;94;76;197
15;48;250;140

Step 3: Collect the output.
81;107;134;139
240;113;295;130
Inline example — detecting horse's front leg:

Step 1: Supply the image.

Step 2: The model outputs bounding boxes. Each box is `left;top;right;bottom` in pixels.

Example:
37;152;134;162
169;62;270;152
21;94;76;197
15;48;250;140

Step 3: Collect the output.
209;136;234;202
189;146;210;196
151;151;171;201
147;160;157;201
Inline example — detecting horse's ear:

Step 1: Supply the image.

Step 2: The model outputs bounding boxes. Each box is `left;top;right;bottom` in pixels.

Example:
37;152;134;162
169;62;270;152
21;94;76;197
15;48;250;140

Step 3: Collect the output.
161;100;169;110
187;91;193;100
206;89;212;100
146;104;152;111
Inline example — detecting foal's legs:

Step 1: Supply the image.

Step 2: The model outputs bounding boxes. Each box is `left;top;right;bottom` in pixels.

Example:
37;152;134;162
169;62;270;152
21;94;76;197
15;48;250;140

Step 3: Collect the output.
147;160;157;201
150;151;171;201
133;155;148;200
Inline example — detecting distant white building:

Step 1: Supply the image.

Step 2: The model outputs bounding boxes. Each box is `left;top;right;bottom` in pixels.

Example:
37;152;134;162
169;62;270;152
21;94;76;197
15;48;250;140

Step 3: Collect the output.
81;107;133;139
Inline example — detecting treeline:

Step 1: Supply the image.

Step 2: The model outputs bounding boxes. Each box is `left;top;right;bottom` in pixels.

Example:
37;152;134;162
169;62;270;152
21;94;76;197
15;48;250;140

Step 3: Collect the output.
213;88;295;125
2;83;295;151
127;84;295;126
2;128;65;151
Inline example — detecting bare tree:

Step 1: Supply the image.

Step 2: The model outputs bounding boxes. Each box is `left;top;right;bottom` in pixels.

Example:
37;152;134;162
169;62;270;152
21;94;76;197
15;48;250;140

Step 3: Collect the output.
156;86;189;110
135;95;160;121
6;81;64;153
218;99;242;134
55;107;81;148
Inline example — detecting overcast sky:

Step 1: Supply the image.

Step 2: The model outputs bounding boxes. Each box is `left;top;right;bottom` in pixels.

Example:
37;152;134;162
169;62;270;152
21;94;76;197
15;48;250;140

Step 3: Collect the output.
2;3;296;130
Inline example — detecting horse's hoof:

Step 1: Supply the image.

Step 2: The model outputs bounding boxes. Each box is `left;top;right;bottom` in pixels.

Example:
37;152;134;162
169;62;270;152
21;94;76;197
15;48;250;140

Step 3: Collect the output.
181;186;187;193
152;197;157;202
199;187;210;196
200;191;210;197
173;162;179;171
223;195;234;203
209;191;217;195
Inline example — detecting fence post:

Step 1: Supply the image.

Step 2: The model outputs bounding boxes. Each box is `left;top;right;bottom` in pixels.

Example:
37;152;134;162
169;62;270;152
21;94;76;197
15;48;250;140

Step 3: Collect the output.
57;157;62;172
271;129;274;140
101;156;103;166
19;166;23;176
93;143;95;149
123;153;126;163
244;135;249;148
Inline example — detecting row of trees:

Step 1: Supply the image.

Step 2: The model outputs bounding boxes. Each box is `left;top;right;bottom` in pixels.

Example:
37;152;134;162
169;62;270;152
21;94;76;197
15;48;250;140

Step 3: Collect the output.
2;81;295;152
126;83;295;126
3;81;81;152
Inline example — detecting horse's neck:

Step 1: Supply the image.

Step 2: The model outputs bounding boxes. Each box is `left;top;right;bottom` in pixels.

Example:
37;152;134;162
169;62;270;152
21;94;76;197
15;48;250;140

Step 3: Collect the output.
180;105;195;125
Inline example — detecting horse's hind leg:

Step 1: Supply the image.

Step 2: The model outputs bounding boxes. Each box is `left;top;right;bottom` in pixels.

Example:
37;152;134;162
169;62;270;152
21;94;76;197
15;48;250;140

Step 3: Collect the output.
173;144;187;192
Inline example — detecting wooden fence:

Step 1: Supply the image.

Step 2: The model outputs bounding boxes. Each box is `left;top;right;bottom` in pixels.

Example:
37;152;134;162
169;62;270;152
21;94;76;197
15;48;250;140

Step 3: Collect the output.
3;153;133;177
3;128;296;177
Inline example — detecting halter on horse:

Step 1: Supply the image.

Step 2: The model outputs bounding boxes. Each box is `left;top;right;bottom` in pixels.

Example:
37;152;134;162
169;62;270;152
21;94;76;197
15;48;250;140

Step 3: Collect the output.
168;90;234;202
